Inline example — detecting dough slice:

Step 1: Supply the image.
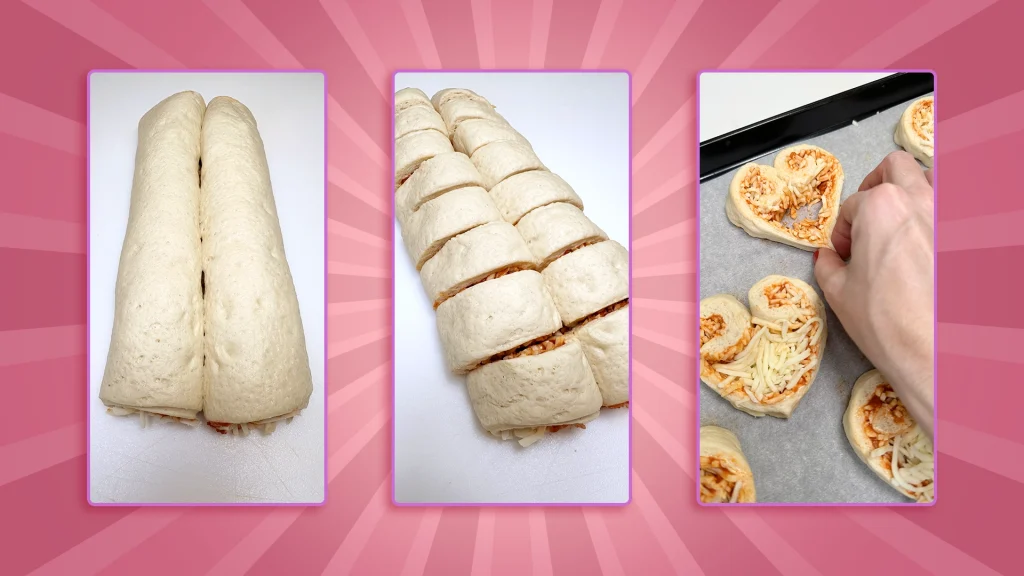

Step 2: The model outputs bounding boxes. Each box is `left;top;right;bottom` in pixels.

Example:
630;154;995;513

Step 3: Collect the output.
466;339;603;447
844;369;934;503
894;96;934;168
700;426;756;503
396;186;501;270
700;275;827;419
542;240;629;326
431;87;491;110
395;87;433;113
199;96;314;429
395;129;454;188
395;105;447;140
439;99;509;137
726;144;843;251
395;152;483;216
420;221;537;308
99;91;206;423
574;304;629;407
516;202;608;268
435;270;562;374
472;140;546;190
489;170;584;224
454;118;531;157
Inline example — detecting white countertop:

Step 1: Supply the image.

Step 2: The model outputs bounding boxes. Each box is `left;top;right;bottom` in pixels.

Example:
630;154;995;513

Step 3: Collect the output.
699;72;893;142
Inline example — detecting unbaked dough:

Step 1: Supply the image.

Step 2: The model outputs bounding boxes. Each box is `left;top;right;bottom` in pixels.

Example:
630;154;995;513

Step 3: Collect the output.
726;144;843;251
199;96;314;427
699;275;827;419
893;96;934;168
98;91;206;422
843;369;934;502
700;426;756;503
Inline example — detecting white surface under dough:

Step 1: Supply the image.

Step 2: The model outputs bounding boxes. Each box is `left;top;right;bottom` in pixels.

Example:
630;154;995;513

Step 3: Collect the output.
88;72;325;504
699;72;894;142
393;72;630;504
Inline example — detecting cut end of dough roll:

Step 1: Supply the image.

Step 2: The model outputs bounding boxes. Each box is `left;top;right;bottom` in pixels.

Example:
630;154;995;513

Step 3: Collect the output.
700;426;756;503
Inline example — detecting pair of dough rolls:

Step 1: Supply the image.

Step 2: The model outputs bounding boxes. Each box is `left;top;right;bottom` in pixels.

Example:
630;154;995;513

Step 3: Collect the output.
726;144;843;251
844;370;934;502
699;275;827;419
699;426;756;503
393;87;623;445
99;92;313;432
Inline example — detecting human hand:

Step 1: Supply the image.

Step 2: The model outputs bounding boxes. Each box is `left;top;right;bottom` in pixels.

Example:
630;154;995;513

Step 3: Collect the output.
813;151;935;439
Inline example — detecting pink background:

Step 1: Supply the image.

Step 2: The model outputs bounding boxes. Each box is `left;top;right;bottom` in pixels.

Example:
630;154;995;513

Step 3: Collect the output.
0;0;1019;574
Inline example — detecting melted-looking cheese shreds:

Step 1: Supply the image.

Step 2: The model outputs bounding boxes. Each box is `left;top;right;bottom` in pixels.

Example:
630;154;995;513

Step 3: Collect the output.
711;315;822;404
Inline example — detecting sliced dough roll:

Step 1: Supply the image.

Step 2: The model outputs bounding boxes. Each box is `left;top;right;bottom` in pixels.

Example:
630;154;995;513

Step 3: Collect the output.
395;152;483;216
396;186;501;270
466;339;603;446
844;369;934;503
700;426;756;503
420;221;537;308
574;304;629;407
516;202;608;268
894;96;934;168
542;240;629;326
431;87;491;110
471;140;546;190
454;119;531;157
435;270;562;374
489;170;584;224
99;91;206;422
395;129;454;188
395;105;447;140
395;87;433;113
199;96;313;427
439;99;508;137
700;276;827;419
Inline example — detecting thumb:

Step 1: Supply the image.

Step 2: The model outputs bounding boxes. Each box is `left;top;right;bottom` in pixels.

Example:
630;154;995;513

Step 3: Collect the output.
813;248;847;304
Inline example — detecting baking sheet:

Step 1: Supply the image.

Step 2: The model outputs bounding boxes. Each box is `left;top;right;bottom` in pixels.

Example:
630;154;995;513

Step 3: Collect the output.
88;73;325;504
698;93;933;503
393;73;630;504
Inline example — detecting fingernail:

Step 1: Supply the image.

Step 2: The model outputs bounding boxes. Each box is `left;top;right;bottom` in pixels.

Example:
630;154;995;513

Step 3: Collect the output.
813;250;819;263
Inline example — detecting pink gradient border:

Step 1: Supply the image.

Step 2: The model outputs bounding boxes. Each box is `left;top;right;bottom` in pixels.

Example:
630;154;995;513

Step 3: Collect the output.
390;69;633;508
693;69;940;507
84;69;329;508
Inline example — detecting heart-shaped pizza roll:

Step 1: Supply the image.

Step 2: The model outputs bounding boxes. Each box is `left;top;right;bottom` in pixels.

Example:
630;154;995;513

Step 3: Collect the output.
454;119;532;157
420;221;537;308
574;302;629;407
844;369;934;503
431;87;491;110
439;99;508;137
395;129;454;188
726;144;843;251
700;426;756;503
542;240;629;326
471;140;546;190
396;186;501;270
490;171;584;224
516;202;608;268
435;270;562;374
894;96;934;168
700;275;827;419
395;152;484;216
395;105;447;140
466;338;603;447
395;87;433;113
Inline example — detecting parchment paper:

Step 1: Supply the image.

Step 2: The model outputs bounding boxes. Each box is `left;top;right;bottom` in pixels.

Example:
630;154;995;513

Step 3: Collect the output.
698;93;933;503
